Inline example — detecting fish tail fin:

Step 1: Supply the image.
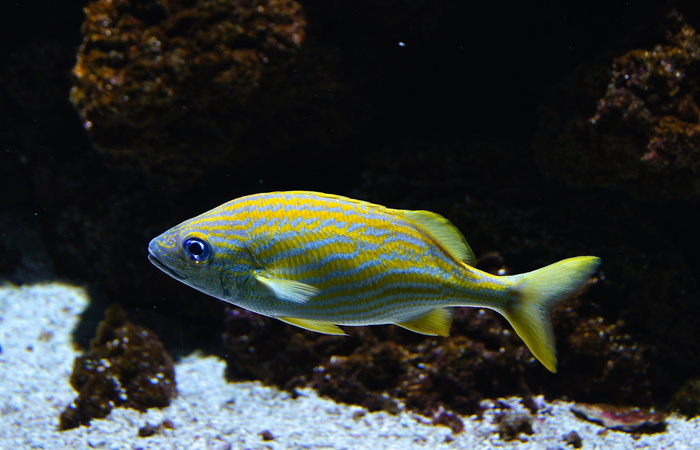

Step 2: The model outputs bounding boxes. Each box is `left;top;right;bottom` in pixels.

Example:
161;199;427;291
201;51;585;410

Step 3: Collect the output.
502;256;601;373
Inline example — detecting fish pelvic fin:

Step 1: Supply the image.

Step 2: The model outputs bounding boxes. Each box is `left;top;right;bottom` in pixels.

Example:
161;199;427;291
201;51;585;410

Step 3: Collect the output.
277;317;346;335
503;256;601;373
396;307;452;336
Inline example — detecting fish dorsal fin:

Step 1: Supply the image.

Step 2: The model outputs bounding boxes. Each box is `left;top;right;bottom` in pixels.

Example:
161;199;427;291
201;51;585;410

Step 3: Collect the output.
398;210;475;265
395;307;452;337
277;317;346;335
254;274;319;303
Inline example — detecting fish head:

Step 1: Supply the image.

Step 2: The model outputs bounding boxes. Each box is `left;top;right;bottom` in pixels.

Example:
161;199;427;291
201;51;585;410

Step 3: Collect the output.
148;223;248;301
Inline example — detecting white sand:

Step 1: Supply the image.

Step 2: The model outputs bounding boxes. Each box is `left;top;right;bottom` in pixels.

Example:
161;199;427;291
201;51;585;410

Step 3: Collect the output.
1;282;699;449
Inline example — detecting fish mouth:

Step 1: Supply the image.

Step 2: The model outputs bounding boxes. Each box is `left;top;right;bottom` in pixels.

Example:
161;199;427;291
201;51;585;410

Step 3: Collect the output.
148;248;186;280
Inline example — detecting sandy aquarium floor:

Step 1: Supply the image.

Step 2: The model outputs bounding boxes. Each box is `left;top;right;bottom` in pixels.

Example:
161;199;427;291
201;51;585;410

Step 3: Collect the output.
1;282;699;450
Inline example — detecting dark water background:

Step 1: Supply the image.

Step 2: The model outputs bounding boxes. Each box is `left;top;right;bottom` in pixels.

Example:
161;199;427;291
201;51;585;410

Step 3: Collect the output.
2;0;700;419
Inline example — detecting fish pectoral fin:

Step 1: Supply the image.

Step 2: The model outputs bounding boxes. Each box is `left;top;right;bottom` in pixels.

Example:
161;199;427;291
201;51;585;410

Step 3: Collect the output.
395;308;452;337
254;274;319;304
277;317;346;335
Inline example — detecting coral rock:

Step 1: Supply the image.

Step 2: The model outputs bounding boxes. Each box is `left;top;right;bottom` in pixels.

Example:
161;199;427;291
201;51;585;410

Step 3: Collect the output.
669;377;700;417
59;304;176;429
563;430;583;448
536;12;700;200
70;0;306;183
571;402;667;432
494;407;534;441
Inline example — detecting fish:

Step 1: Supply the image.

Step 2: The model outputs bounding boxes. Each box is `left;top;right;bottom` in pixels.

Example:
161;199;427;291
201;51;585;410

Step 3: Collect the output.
148;191;600;372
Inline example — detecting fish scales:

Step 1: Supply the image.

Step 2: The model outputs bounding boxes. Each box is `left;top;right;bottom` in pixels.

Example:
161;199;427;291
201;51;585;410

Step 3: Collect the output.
245;195;455;309
148;191;601;372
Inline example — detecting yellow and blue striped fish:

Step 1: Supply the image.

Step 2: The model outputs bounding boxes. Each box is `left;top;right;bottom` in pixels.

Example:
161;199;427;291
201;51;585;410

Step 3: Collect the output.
148;191;600;372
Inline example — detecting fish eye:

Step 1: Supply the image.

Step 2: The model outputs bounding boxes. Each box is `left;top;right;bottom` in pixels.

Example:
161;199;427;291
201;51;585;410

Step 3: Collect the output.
182;236;210;263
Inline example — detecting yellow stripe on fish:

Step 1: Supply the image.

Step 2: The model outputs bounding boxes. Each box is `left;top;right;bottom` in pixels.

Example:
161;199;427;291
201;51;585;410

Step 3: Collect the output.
148;191;601;372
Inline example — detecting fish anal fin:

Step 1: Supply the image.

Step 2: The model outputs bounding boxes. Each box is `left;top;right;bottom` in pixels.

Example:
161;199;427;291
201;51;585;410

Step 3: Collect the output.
254;274;319;304
398;210;475;265
395;307;452;337
277;317;347;335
